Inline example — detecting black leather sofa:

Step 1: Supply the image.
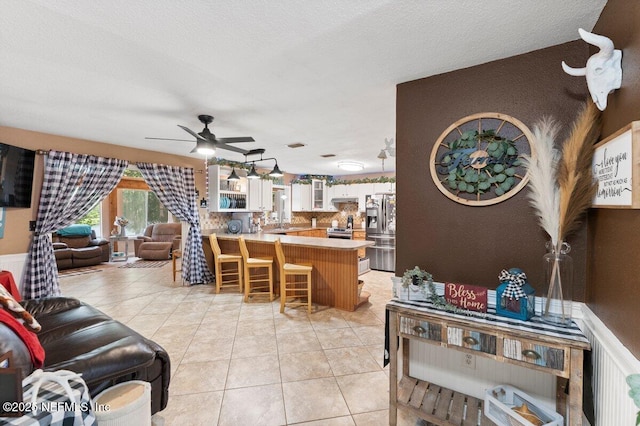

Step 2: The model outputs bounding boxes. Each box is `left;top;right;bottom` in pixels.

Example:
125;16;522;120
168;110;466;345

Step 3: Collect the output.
19;297;170;414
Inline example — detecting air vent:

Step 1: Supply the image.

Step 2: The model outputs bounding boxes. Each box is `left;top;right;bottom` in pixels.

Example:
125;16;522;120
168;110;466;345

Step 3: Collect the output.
287;143;306;148
321;154;336;158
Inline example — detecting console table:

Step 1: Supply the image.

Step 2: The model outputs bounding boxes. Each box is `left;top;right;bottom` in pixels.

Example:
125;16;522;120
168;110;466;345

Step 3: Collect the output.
387;299;591;425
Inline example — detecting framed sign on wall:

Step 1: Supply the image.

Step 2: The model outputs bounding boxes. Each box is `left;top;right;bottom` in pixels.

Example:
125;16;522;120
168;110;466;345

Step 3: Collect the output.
592;121;640;208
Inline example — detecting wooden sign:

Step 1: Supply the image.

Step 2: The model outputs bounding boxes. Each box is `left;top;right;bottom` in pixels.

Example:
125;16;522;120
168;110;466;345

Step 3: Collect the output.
444;282;488;312
592;121;640;208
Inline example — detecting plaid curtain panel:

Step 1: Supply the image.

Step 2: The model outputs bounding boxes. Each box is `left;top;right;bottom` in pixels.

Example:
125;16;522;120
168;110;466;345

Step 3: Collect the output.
22;151;127;299
136;163;214;285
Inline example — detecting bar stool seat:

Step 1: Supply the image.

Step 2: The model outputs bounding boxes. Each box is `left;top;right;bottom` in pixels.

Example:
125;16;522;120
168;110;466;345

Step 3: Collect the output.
209;234;243;293
238;236;274;302
275;238;313;314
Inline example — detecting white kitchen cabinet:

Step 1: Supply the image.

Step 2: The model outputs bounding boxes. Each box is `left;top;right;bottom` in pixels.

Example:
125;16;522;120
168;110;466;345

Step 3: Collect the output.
208;165;249;212
327;184;359;211
248;178;273;212
357;183;375;212
311;179;326;210
291;183;312;211
374;181;395;194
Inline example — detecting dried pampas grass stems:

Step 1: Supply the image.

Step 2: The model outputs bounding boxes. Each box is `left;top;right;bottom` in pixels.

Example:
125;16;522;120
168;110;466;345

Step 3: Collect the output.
557;101;601;241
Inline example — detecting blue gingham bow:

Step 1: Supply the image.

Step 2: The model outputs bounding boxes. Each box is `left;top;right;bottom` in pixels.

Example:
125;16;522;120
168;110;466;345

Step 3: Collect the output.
499;269;527;299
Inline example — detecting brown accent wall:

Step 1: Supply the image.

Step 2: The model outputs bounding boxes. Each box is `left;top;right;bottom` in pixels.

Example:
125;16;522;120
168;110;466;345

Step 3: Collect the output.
396;42;590;297
588;0;640;356
0;126;207;255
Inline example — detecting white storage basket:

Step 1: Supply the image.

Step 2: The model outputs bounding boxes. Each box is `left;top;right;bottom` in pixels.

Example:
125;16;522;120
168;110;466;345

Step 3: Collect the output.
94;380;151;426
484;385;563;426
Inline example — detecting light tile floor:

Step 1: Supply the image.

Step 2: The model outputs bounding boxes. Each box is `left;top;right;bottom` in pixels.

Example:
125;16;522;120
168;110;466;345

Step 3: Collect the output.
58;260;423;425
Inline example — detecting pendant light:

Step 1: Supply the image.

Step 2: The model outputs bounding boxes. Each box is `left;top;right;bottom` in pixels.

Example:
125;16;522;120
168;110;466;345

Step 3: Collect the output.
247;164;260;179
269;162;283;177
227;167;240;181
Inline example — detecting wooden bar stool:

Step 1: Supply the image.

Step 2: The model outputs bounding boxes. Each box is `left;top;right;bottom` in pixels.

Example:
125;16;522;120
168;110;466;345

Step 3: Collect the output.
209;234;243;293
238;236;274;303
274;239;313;314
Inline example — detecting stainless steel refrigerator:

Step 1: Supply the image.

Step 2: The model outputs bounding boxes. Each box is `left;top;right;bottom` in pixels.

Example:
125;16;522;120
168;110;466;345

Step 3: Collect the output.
364;193;396;272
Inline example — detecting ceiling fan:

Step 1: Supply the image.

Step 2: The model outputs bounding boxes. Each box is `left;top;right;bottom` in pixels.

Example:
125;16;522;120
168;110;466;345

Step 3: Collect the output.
146;114;255;155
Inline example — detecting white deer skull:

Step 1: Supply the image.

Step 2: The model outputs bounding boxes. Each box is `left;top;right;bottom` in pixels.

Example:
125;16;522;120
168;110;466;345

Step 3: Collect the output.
562;28;622;111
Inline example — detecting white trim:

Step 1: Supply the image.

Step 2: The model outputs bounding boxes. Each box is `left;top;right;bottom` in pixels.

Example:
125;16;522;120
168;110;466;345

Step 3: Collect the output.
580;303;640;375
0;252;28;291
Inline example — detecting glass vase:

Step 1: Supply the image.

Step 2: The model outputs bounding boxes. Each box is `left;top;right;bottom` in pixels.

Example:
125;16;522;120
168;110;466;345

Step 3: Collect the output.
119;225;127;237
541;241;573;326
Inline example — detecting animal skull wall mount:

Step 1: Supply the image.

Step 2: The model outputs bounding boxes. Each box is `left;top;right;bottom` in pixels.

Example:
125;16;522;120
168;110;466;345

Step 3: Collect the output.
562;28;622;111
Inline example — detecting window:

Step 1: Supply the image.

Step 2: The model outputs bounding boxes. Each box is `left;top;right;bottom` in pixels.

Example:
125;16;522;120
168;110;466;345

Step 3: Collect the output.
121;189;169;236
76;203;102;237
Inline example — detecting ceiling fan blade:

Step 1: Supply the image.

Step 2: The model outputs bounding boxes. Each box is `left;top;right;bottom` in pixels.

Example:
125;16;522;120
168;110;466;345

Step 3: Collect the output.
216;136;255;143
178;125;206;141
145;137;194;142
217;143;249;154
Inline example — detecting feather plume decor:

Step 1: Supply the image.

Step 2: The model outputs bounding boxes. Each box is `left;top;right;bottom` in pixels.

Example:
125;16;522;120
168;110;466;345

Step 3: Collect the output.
521;118;561;246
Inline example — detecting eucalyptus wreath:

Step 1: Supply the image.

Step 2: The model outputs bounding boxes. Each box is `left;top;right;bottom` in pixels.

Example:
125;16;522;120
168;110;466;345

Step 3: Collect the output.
437;129;521;197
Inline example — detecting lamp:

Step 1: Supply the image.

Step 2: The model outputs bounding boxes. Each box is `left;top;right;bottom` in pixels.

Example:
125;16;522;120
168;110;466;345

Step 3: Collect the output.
247;164;260;179
192;139;216;156
227;168;240;181
337;161;364;172
269;162;283;177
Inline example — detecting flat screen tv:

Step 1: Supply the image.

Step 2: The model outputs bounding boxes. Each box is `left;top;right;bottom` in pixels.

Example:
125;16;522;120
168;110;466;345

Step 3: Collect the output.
0;143;36;208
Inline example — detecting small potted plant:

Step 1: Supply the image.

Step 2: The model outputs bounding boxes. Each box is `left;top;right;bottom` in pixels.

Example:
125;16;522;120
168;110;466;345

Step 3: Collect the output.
399;266;432;300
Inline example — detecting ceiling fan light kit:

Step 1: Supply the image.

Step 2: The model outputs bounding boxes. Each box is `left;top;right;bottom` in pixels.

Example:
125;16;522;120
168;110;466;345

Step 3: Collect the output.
337;160;364;172
194;139;216;156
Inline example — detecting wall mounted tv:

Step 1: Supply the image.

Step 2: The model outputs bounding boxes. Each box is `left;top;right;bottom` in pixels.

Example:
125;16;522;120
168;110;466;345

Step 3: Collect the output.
0;143;36;208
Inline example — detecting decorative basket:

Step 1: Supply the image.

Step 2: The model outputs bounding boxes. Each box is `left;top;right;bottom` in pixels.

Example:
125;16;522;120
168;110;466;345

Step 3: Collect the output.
484;385;562;426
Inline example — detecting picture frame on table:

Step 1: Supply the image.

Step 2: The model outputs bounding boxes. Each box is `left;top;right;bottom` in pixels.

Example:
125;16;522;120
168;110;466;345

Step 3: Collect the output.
0;351;23;417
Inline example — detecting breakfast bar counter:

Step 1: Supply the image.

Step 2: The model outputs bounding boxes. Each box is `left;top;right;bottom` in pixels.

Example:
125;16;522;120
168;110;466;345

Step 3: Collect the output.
201;231;374;311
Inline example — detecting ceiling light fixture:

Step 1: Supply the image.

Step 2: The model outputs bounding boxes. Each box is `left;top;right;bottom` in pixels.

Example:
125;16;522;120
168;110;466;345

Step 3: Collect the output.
242;148;285;179
193;139;216;156
227;168;240;181
377;149;388;170
247;164;260;179
269;162;283;177
337;161;364;172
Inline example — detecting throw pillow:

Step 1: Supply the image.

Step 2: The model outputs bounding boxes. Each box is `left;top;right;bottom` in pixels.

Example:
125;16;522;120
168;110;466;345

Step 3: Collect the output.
57;224;92;237
0;286;41;332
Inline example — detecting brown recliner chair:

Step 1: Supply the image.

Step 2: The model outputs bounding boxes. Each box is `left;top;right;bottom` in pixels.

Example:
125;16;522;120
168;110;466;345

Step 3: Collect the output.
53;228;110;270
134;223;182;260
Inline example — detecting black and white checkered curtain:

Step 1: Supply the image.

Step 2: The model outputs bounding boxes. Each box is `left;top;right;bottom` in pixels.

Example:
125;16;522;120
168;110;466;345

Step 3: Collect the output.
22;151;128;299
136;163;214;285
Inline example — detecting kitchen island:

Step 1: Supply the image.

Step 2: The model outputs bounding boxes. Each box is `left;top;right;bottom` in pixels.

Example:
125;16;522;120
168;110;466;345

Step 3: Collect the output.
201;231;374;311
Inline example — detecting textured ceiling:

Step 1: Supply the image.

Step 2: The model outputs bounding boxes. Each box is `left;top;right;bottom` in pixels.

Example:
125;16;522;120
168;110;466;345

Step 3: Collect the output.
0;0;606;175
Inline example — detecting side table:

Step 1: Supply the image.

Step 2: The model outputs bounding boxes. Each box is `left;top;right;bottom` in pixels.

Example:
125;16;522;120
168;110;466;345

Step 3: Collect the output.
109;236;129;262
